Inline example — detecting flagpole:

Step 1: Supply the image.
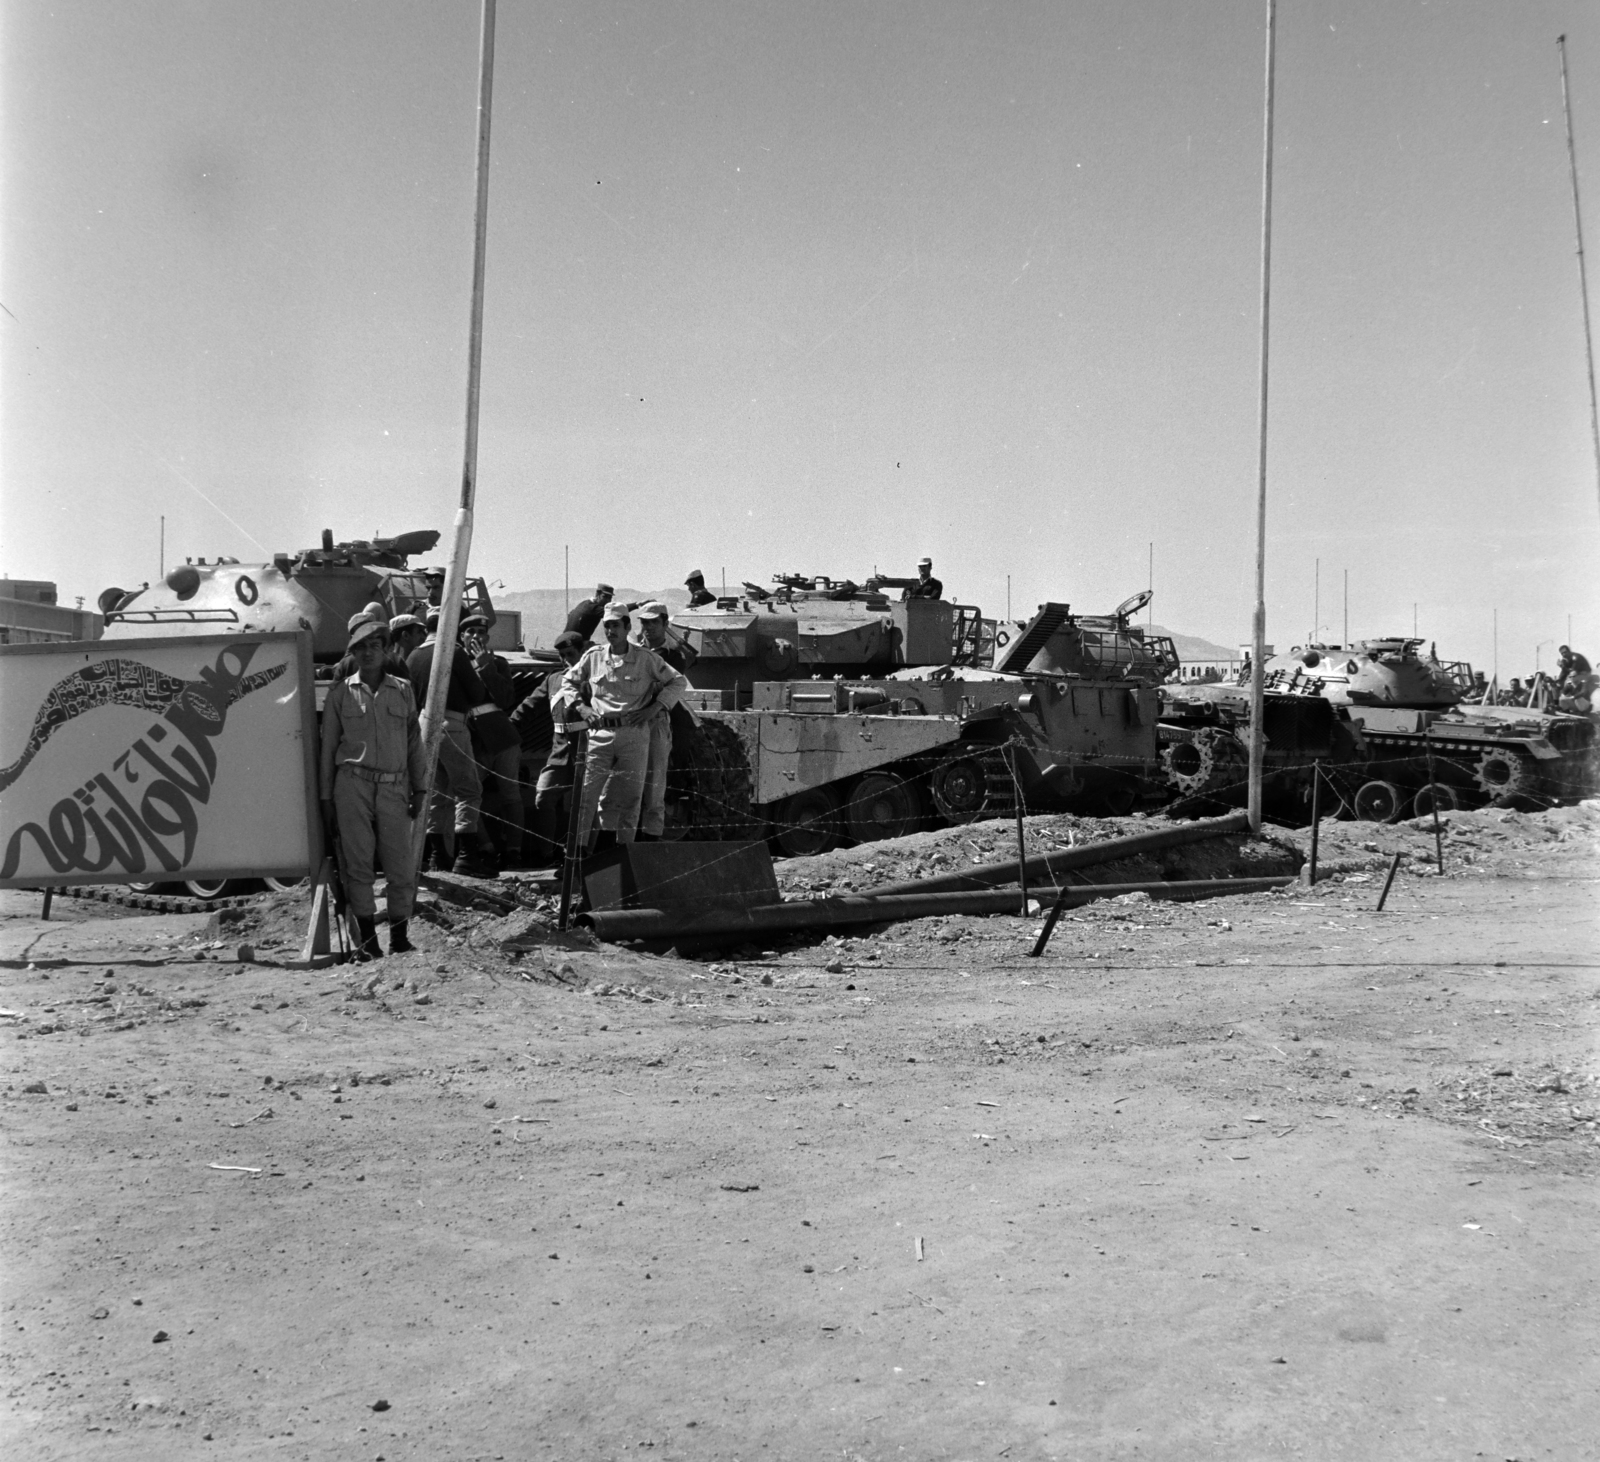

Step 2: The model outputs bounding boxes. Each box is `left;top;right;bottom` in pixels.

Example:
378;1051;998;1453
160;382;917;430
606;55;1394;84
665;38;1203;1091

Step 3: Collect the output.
1247;0;1277;836
411;0;498;881
1558;35;1600;518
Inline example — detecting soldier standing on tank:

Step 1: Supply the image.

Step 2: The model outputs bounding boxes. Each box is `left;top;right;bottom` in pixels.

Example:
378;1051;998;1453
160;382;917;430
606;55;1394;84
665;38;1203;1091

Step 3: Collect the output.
406;609;494;876
907;557;943;600
320;613;428;960
684;570;716;608
552;604;687;852
564;583;615;643
631;603;699;841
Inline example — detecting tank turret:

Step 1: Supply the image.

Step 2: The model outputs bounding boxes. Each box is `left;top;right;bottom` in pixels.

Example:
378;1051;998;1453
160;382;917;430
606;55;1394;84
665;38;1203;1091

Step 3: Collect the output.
1260;638;1466;709
669;573;991;703
99;530;446;664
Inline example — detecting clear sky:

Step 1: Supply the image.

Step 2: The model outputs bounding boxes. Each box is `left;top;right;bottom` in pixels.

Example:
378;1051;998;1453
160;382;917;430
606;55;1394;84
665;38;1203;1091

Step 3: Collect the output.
4;0;1598;676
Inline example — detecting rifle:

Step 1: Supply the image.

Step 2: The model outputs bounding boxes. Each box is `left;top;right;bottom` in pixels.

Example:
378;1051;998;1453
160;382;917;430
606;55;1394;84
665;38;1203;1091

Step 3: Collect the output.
322;805;357;961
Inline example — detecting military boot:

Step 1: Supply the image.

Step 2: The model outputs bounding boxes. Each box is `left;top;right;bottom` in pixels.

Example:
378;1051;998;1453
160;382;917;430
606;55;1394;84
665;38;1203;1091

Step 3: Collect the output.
388;920;415;955
353;915;383;962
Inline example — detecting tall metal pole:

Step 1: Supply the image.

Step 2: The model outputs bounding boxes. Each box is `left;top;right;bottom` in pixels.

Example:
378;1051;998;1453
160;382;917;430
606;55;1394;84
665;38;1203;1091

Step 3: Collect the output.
1313;556;1318;642
410;0;498;882
1558;36;1600;517
1147;541;1154;624
159;515;165;578
1247;0;1278;837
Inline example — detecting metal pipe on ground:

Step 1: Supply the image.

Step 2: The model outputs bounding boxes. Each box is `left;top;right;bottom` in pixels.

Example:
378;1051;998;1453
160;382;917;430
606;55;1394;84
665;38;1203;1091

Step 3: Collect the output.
577;874;1293;944
867;811;1253;898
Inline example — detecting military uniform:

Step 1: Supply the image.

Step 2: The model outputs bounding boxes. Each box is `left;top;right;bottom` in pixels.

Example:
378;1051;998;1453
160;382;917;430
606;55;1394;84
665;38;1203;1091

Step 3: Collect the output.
406;636;488;855
553;639;687;844
320;671;427;924
631;610;699;839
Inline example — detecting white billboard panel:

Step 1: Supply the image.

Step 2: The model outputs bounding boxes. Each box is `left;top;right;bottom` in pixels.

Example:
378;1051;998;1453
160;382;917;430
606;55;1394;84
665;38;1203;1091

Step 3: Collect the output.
0;633;320;887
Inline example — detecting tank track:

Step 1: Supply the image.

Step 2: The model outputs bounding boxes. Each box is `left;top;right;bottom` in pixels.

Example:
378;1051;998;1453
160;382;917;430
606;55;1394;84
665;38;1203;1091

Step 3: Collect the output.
664;717;760;840
32;885;264;916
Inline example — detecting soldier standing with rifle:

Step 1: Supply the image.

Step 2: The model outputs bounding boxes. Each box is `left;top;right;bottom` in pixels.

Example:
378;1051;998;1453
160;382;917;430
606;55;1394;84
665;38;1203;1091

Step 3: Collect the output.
320;612;428;960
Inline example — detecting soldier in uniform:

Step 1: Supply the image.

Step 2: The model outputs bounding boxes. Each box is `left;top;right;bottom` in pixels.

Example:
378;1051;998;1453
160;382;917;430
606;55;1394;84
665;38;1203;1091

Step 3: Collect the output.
406;609;493;876
512;630;588;865
631;603;698;841
907;556;943;600
386;613;427;677
684;570;717;608
552;604;687;851
564;583;615;642
320;612;428;960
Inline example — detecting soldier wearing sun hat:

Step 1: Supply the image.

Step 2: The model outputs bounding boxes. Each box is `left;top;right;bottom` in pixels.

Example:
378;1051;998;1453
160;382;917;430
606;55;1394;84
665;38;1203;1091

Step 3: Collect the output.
319;610;428;959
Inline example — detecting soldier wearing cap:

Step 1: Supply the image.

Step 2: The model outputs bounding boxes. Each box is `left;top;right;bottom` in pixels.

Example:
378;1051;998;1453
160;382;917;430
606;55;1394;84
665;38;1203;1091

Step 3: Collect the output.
684;570;716;608
456;610;524;867
564;583;615;643
631;603;700;840
406;608;493;875
387;613;427;676
320;611;428;959
552;603;688;851
908;557;943;600
512;630;589;864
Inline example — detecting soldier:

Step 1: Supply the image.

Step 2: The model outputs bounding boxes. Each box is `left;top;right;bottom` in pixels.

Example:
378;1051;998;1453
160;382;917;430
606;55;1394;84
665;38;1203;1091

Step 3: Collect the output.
632;603;698;841
684;570;716;608
564;583;615;642
386;613;427;676
552;604;687;852
459;612;524;869
406;609;493;876
1556;645;1591;694
513;630;588;865
319;613;428;960
907;557;943;600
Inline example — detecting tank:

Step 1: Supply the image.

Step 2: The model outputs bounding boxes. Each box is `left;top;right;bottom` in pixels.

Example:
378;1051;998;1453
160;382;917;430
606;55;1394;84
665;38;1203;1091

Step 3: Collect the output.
660;585;1168;853
98;529;451;666
1158;637;1597;821
668;573;992;702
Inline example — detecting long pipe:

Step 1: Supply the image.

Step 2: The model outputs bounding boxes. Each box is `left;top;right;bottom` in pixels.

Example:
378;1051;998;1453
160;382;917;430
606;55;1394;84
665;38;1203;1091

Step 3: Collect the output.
410;0;498;883
1559;35;1600;519
578;876;1294;943
866;810;1251;898
1248;0;1278;836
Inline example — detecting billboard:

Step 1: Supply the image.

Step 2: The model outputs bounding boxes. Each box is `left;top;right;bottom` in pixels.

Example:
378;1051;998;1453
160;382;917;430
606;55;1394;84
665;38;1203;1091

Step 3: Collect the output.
0;633;320;888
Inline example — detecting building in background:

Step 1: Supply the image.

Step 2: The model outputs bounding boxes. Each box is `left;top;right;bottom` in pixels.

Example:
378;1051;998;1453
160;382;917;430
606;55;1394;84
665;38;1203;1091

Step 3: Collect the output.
0;578;103;644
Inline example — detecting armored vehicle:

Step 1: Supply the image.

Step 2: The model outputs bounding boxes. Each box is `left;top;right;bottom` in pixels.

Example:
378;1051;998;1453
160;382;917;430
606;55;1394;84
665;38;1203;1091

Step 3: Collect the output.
97;529;477;668
667;573;991;700
1158;637;1597;821
662;591;1169;854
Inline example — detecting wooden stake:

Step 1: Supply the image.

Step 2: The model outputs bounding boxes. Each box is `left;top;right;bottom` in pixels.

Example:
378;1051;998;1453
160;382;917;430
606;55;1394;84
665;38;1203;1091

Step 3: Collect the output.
1376;852;1402;912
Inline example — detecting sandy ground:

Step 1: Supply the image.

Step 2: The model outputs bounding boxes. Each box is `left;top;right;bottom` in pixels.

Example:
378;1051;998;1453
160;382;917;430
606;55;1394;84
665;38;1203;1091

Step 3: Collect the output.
2;807;1598;1460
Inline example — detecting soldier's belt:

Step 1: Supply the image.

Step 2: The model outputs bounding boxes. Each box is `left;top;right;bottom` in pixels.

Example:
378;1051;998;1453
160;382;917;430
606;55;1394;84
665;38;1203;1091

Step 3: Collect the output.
340;764;409;785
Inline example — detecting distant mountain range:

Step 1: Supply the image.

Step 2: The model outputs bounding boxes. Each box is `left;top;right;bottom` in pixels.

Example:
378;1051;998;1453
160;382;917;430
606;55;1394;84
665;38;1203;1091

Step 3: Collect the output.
494;587;1239;664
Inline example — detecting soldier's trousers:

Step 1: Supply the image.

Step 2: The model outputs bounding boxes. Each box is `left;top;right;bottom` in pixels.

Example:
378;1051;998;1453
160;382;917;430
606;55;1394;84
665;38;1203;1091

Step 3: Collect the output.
333;770;415;919
427;716;482;843
639;715;672;837
576;726;649;844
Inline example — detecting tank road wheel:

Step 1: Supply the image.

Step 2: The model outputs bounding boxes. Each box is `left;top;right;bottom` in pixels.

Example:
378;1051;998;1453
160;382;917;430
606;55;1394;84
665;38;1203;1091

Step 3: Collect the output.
843;772;923;843
662;719;758;841
1352;780;1405;824
1411;783;1460;820
930;757;990;824
183;879;232;900
1473;747;1531;804
1160;728;1245;798
773;786;842;858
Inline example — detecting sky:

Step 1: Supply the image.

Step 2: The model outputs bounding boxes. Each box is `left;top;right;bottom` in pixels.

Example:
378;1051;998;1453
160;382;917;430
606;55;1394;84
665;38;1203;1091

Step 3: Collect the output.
3;0;1598;676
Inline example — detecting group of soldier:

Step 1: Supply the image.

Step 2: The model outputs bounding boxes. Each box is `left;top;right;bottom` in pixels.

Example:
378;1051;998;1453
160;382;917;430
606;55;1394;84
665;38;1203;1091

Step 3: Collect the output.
315;570;712;960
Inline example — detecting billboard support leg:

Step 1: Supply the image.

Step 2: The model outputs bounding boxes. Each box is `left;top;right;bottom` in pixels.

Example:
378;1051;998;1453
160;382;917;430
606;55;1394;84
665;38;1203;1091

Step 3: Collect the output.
301;864;333;962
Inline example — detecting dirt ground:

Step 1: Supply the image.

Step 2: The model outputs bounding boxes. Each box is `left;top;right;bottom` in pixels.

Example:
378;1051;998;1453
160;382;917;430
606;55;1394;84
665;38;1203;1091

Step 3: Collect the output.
3;805;1598;1460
